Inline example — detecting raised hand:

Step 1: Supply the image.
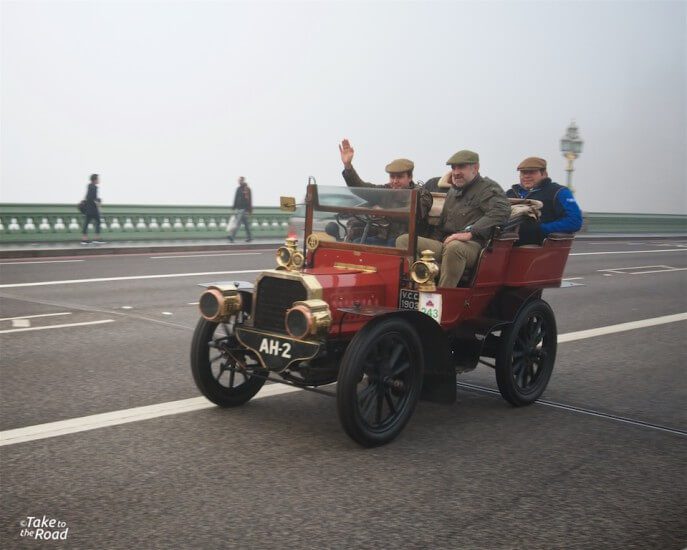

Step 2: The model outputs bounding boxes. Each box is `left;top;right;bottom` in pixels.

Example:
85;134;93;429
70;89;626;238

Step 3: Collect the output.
339;139;355;168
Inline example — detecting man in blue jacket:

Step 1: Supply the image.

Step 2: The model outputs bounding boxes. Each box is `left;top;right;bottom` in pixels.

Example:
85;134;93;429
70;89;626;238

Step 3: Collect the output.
507;157;582;245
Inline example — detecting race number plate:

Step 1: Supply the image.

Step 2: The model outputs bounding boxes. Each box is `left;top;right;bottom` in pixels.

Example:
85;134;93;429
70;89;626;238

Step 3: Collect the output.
419;292;442;322
399;289;419;310
235;327;320;371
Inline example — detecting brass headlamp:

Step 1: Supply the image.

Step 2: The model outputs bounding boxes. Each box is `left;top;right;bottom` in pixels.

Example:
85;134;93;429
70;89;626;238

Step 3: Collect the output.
276;237;305;271
410;249;439;291
285;299;332;339
198;284;243;322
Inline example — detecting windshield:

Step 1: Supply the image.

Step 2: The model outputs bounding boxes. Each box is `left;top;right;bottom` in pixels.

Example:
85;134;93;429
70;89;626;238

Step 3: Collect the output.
293;191;363;218
308;185;415;250
314;185;413;215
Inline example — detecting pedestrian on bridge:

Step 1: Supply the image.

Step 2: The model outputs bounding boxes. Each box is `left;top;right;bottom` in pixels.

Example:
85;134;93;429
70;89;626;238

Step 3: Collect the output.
228;176;253;243
81;173;104;245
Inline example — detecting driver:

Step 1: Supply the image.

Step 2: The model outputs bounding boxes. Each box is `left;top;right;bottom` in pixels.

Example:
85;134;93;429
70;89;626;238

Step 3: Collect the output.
339;138;432;245
397;150;510;287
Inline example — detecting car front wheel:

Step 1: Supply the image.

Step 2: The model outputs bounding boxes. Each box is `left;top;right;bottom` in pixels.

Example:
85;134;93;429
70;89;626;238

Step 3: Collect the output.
337;317;423;447
190;317;266;407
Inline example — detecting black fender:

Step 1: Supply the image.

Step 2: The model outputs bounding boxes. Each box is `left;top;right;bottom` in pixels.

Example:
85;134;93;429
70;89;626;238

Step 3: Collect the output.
490;286;544;322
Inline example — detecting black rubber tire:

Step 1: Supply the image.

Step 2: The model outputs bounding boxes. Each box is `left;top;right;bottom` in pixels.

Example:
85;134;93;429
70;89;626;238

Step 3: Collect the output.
190;317;266;407
495;299;557;406
337;317;423;447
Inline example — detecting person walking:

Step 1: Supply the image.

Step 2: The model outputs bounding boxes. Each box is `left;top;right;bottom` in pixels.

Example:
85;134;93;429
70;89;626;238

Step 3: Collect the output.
227;176;253;242
81;173;104;244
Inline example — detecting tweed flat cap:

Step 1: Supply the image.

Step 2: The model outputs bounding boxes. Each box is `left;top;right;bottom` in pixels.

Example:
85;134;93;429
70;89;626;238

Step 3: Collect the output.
446;150;479;165
517;157;547;170
385;158;414;173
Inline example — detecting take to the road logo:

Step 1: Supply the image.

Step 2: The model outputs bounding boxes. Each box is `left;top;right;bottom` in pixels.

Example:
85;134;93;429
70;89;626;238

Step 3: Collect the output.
19;515;69;541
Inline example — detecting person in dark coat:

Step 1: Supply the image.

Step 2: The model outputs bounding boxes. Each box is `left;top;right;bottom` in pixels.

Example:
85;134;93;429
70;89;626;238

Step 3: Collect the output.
228;176;253;242
338;138;433;244
507;157;582;245
397;150;510;287
81;173;103;244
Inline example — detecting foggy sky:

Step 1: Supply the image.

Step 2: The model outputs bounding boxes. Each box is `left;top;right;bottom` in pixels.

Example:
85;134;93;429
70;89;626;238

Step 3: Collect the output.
1;1;685;214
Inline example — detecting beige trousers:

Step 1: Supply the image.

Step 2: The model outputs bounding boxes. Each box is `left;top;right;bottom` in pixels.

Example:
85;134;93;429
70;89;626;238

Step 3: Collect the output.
396;234;482;288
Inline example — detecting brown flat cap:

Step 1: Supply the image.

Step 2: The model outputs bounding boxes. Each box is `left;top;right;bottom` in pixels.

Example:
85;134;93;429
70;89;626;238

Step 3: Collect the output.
446;150;479;165
385;158;414;173
517;157;547;170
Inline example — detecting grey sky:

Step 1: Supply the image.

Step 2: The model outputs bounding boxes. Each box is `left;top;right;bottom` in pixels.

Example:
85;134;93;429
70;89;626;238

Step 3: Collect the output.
1;1;685;214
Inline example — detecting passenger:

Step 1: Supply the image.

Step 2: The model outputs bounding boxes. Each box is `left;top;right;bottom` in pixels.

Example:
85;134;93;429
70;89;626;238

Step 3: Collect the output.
338;138;432;245
507;157;583;245
397;150;510;288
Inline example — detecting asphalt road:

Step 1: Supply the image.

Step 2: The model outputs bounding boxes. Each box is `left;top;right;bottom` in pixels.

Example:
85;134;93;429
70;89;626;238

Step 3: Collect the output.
1;238;686;549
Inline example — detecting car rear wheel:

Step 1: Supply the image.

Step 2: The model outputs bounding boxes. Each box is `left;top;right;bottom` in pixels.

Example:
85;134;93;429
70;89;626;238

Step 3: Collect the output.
337;317;423;447
495;299;557;406
190;317;266;407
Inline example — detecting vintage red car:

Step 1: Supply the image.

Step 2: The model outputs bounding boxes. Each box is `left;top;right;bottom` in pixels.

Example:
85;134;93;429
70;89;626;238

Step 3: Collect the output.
190;183;574;446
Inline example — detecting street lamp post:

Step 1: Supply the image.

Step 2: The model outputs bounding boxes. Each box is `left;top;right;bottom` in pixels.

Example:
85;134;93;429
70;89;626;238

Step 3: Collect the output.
560;120;583;194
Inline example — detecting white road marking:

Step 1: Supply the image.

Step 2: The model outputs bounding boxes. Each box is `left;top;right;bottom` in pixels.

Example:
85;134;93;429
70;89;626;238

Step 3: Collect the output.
562;277;584;281
456;383;686;437
598;265;687;275
161;312;173;316
0;312;72;322
2;312;686;446
150;253;264;259
0;270;265;289
599;264;668;273
570;249;687;256
121;306;133;310
12;319;30;328
557;313;687;343
187;302;199;306
0;259;85;265
0;384;299;446
0;319;115;334
631;267;687;275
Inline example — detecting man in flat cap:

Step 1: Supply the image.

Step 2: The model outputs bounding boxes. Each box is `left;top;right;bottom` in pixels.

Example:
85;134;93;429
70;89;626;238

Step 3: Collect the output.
338;138;432;245
397;150;510;287
507;157;582;245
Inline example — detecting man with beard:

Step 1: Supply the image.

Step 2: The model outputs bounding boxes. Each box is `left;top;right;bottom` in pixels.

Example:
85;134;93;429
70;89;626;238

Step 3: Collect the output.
338;139;432;245
396;150;510;287
507;157;582;245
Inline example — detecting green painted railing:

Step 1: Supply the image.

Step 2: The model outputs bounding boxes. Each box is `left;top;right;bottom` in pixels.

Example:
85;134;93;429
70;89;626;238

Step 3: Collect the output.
0;203;684;242
0;204;292;242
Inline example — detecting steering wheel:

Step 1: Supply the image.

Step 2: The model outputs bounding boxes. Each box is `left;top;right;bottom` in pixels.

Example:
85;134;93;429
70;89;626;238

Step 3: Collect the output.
337;212;391;243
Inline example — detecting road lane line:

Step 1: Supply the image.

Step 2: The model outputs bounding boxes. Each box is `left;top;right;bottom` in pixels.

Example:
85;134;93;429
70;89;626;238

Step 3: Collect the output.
557;313;687;343
0;384;299;446
570;249;687;256
0;270;265;288
2;312;686;445
456;383;687;437
0;259;85;265
0;319;114;334
150;253;264;259
0;312;72;322
631;267;687;275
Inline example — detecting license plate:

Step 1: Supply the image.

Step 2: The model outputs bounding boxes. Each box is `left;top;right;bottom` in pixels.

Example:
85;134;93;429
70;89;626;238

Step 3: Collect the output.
236;328;320;371
399;289;419;310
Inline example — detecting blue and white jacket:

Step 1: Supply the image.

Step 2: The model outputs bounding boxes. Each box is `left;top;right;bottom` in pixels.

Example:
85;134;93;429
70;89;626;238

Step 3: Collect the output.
507;178;582;235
